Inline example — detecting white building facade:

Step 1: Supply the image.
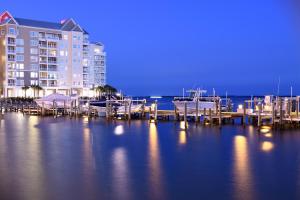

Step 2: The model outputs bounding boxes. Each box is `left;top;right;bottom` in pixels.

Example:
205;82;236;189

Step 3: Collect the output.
0;11;106;97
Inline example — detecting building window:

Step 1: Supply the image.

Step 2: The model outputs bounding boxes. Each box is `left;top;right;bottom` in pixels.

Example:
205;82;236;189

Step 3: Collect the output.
8;28;16;35
30;80;38;85
16;55;24;61
16;63;24;70
16;71;24;78
30;31;38;37
30;72;38;78
63;34;68;40
1;29;5;35
30;56;38;62
16;47;24;54
94;48;100;54
30;48;38;54
30;40;38;46
30;64;38;71
16;39;24;45
16;80;24;86
59;50;65;56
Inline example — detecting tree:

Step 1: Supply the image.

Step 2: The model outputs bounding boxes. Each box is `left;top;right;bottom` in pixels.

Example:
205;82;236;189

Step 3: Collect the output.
30;85;43;98
95;86;105;99
103;84;117;96
22;85;30;98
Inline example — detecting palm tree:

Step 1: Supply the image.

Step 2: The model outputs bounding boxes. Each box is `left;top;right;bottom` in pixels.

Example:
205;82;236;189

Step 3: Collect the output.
104;84;117;96
22;85;30;98
95;86;105;99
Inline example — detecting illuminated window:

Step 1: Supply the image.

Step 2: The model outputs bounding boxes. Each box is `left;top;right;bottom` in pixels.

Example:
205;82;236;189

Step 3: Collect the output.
16;47;24;53
16;39;24;45
30;56;38;62
30;40;38;46
30;72;38;78
16;55;24;61
30;48;38;54
30;31;38;37
8;28;16;35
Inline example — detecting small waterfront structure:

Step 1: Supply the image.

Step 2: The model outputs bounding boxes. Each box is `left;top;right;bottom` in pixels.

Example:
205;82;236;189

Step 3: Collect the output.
35;93;74;109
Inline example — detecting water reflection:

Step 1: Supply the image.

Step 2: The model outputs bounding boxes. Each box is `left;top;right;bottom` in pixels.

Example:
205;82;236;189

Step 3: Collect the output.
179;131;187;145
233;135;254;200
82;127;95;194
261;141;274;152
148;123;165;199
21;116;45;199
114;125;124;136
111;147;131;200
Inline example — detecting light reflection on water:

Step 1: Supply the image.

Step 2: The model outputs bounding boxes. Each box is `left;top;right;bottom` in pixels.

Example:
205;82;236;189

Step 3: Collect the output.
148;123;166;199
233;135;254;200
111;147;131;200
0;113;300;199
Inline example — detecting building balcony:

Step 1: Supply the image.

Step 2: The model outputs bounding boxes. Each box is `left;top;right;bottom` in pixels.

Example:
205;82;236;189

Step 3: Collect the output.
7;49;15;54
39;44;47;48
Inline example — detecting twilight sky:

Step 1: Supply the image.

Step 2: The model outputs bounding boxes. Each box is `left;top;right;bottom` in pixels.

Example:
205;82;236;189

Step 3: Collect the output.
2;0;300;96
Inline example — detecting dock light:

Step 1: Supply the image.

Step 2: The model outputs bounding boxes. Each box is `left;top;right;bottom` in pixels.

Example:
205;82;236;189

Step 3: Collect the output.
238;104;243;109
151;103;156;110
116;92;121;97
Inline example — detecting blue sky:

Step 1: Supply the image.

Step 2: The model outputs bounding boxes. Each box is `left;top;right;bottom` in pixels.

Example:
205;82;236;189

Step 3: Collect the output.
2;0;300;96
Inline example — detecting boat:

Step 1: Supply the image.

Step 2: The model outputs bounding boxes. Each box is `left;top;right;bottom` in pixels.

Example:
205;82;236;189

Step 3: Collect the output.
35;93;75;109
173;89;221;115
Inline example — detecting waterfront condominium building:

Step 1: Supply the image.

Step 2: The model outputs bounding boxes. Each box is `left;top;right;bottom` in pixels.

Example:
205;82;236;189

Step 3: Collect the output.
0;11;106;97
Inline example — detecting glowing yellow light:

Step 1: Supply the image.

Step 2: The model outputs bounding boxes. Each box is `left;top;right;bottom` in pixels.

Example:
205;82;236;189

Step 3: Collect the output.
114;125;124;135
264;133;272;138
180;121;187;129
238;104;243;109
150;119;156;123
260;126;271;133
261;141;274;152
260;128;270;133
179;131;186;145
83;116;89;123
151;103;156;110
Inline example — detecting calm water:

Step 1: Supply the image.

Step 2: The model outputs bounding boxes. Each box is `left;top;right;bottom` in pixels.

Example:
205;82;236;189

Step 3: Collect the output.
1;112;300;199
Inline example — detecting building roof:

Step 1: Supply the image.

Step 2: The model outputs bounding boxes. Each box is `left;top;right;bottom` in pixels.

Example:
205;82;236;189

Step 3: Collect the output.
14;17;62;30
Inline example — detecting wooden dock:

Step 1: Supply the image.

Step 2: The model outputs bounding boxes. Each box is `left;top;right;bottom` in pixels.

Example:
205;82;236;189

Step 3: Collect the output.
1;96;300;130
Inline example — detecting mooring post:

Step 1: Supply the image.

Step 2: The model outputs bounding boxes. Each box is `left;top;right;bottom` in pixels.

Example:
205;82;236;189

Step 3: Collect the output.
154;100;158;123
87;99;91;117
142;99;145;118
279;98;283;127
243;101;246;125
296;96;299;118
106;100;109;120
203;108;206;125
209;108;212;125
184;101;187;129
195;98;199;124
124;100;128;120
42;102;45;116
258;104;262;127
128;100;132;121
218;99;222;126
272;102;275;126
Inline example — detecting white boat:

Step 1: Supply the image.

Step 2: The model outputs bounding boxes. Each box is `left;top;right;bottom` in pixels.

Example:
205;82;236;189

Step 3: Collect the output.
35;93;75;109
173;89;219;115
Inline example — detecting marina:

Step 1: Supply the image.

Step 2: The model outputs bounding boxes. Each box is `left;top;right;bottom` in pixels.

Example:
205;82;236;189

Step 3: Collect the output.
1;92;300;130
